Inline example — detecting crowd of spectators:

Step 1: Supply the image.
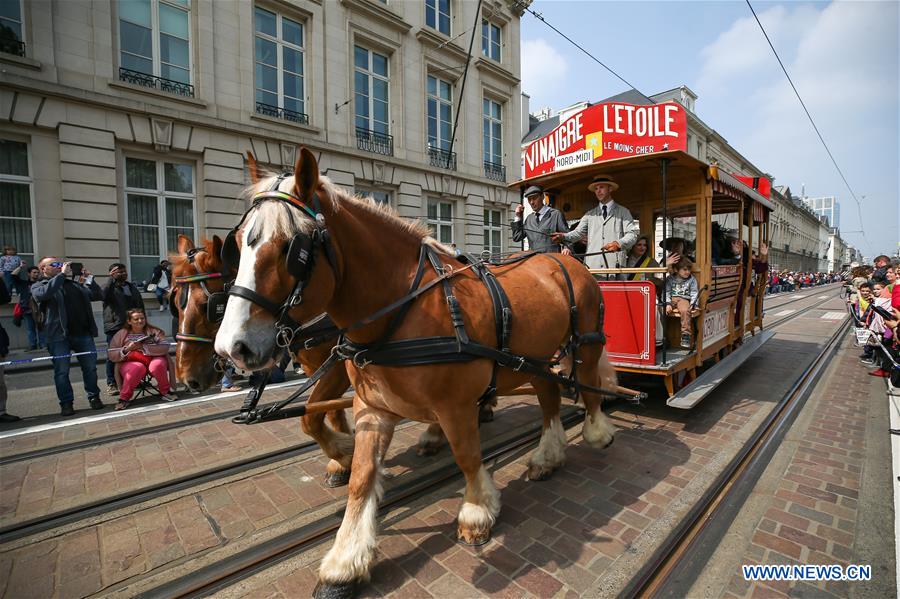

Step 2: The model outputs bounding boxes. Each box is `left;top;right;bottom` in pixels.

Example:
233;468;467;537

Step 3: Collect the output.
766;270;842;294
1;254;177;420
846;255;900;385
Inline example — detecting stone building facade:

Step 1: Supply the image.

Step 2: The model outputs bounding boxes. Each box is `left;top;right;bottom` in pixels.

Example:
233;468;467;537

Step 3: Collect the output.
0;0;525;289
768;186;832;273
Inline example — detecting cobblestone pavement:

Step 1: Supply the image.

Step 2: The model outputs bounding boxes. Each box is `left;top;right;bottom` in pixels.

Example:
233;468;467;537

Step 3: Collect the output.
689;335;896;599
218;296;866;598
0;289;874;599
0;399;542;598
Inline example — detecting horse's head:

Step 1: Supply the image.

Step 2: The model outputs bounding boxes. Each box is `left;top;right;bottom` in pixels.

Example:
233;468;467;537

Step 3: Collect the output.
172;234;231;391
215;148;339;371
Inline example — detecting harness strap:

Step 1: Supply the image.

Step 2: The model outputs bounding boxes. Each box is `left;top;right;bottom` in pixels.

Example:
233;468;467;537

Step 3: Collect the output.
241;349;345;423
228;285;284;316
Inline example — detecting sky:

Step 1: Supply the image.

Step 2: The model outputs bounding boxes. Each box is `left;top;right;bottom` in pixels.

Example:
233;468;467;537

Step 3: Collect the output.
520;0;899;260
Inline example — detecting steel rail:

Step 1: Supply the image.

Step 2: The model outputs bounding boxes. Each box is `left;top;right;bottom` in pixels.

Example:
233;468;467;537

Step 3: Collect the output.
0;285;837;465
0;440;320;544
0;382;325;466
621;304;851;597
136;409;587;599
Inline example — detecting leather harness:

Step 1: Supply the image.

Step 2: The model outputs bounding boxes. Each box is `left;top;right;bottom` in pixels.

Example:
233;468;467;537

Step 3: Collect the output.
224;180;617;424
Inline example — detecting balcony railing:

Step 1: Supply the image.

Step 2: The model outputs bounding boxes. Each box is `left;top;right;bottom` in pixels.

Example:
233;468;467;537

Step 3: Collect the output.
119;67;195;98
483;160;506;182
356;127;393;156
427;147;457;171
255;102;309;125
0;36;25;57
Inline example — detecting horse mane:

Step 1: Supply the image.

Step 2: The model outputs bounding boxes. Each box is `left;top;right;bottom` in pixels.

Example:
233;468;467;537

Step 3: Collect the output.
240;174;452;256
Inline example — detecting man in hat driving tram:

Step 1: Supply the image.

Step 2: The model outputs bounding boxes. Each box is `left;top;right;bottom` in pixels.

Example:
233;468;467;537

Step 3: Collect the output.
551;175;639;275
512;185;570;253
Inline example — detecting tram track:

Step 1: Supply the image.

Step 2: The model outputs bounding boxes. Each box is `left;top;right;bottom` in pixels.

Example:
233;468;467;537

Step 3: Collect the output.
0;285;841;466
0;381;321;466
0;289;842;545
621;300;851;597
137;290;849;598
132;408;588;599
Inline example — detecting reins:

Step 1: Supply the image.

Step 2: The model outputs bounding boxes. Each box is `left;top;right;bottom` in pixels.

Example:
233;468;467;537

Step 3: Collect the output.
228;177;640;424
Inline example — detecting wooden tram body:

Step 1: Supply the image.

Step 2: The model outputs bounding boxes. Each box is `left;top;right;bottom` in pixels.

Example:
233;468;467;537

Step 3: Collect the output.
511;145;774;408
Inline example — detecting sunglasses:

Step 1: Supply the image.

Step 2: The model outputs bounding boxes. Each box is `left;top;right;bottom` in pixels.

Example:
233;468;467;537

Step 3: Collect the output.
49;262;63;268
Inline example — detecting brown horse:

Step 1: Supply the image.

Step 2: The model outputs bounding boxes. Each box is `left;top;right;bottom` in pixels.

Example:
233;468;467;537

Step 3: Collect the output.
170;234;356;487
215;149;616;595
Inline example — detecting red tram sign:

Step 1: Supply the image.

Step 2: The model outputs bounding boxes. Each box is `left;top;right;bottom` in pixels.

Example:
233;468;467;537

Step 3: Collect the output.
524;101;688;178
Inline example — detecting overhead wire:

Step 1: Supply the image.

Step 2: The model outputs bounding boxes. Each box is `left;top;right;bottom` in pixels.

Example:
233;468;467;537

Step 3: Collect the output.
514;1;656;105
744;0;872;254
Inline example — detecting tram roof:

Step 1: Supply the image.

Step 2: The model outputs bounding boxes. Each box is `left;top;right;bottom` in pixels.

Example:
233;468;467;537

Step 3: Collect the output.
509;150;774;211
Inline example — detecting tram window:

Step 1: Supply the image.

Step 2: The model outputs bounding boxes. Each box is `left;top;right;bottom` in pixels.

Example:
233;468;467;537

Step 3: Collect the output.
654;216;696;263
711;213;740;265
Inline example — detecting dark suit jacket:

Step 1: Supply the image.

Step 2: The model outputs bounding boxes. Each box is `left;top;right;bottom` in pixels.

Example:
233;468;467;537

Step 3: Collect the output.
511;208;569;253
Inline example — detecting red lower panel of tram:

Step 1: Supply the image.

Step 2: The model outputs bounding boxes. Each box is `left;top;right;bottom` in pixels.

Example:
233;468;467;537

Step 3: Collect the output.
598;280;656;366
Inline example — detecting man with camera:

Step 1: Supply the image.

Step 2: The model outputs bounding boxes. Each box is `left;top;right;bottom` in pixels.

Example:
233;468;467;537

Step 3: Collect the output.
32;258;104;416
102;263;145;396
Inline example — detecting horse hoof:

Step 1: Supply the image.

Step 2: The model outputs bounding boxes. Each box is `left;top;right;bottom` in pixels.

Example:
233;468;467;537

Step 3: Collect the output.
313;580;359;599
417;443;441;457
457;530;491;546
478;407;494;423
526;464;555;481
324;470;351;488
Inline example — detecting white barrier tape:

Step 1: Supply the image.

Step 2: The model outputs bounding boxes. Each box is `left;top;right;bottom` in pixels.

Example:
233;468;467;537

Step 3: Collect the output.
0;343;177;367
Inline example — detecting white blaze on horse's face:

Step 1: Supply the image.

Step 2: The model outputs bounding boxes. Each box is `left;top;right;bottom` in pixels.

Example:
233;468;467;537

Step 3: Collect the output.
215;211;277;370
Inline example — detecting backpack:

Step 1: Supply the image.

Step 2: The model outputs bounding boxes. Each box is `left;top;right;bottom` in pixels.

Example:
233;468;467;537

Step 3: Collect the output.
29;296;45;331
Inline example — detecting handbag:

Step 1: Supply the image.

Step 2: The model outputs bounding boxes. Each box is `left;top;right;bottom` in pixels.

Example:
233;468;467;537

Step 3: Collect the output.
12;302;23;327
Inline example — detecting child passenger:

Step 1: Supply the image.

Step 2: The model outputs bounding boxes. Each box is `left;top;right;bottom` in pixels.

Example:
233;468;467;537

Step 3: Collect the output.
665;257;699;349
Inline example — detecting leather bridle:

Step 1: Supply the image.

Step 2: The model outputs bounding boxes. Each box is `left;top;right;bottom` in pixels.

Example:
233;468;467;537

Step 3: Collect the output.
222;175;339;350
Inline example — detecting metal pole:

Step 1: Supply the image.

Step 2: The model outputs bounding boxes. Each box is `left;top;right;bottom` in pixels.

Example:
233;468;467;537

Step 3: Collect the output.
661;158;668;365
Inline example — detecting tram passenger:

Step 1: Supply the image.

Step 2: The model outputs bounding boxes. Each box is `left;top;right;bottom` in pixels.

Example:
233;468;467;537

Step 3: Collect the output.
108;308;177;409
659;237;694;273
626;236;665;347
551;175;639;276
665;257;699;349
511;186;569;253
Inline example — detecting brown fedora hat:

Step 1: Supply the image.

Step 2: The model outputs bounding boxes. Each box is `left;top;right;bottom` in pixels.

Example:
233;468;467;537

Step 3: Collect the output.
588;175;619;192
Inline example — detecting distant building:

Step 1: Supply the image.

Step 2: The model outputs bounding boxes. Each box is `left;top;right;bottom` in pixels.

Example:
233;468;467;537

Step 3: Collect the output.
802;196;840;230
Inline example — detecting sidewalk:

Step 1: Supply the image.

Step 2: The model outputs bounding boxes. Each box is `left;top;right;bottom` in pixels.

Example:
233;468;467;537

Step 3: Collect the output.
2;303;173;373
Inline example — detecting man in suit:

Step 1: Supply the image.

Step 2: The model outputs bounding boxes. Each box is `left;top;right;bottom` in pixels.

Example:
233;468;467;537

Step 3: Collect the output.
551;175;639;273
511;185;570;253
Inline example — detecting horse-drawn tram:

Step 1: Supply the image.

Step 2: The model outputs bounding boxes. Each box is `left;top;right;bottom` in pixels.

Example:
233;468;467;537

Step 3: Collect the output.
511;100;775;408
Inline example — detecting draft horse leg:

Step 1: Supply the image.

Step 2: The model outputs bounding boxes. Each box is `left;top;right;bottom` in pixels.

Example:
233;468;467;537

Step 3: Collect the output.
416;422;446;456
299;366;355;488
315;402;396;597
527;377;567;481
579;346;617;449
437;405;501;545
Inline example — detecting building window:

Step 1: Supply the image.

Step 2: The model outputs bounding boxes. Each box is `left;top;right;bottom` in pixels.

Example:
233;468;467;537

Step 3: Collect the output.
254;7;307;124
124;157;195;285
0;0;25;57
483;98;504;181
357;188;391;205
426;76;452;151
0;140;34;266
483;208;502;255
481;19;500;61
425;0;450;35
427;199;453;244
354;45;392;155
426;75;456;170
118;0;193;96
